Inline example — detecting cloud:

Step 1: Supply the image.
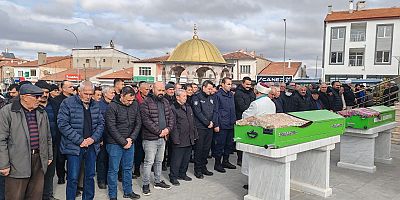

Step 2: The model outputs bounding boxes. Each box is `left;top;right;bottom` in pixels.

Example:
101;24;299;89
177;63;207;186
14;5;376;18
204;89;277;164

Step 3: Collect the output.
0;0;399;70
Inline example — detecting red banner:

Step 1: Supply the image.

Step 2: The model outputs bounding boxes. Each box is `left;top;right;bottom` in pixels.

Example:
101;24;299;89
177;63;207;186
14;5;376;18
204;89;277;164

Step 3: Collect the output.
65;74;80;80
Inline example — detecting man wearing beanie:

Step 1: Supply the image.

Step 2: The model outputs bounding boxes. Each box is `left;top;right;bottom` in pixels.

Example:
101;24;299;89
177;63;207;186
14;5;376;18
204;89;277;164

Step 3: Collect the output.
36;80;61;200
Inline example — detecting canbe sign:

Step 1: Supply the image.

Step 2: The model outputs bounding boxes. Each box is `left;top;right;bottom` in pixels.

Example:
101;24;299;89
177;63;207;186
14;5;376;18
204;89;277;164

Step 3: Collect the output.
257;75;293;83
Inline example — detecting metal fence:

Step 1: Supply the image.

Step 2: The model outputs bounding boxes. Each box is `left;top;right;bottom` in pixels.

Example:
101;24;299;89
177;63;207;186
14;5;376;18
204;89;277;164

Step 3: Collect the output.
353;76;400;108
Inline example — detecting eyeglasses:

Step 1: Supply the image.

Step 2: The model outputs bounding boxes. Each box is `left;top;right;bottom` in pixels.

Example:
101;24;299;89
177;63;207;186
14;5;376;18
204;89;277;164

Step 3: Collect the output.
26;94;42;99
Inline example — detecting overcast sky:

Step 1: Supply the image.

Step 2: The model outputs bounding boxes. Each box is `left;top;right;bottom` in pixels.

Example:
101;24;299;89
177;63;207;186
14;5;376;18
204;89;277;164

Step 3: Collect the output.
1;0;399;67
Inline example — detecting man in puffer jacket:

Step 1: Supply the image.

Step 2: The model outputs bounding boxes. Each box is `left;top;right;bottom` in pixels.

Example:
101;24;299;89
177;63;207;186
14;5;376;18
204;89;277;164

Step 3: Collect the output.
140;82;175;196
57;81;104;200
105;86;141;200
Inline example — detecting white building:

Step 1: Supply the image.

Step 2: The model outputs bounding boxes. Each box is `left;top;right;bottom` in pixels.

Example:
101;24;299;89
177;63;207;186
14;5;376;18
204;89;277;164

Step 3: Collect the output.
223;50;271;81
72;44;139;70
323;1;400;82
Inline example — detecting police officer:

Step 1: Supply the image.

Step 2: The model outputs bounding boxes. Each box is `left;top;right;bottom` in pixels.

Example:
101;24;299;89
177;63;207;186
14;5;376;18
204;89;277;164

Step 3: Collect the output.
192;80;217;179
212;77;237;173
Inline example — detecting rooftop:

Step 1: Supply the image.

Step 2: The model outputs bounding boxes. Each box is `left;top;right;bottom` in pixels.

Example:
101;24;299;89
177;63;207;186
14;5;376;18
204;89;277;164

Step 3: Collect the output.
8;56;71;67
97;67;134;80
40;68;109;81
259;61;302;76
325;7;400;22
134;55;170;63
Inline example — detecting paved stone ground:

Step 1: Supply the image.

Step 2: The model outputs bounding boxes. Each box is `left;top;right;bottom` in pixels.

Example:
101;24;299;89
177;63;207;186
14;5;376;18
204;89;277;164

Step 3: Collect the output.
53;144;400;200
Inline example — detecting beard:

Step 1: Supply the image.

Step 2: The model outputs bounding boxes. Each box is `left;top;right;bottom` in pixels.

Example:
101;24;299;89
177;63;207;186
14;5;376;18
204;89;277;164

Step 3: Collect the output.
156;94;164;101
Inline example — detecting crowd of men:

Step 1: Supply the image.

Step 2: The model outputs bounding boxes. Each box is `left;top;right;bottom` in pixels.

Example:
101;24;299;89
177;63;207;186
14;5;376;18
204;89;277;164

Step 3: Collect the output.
0;76;397;200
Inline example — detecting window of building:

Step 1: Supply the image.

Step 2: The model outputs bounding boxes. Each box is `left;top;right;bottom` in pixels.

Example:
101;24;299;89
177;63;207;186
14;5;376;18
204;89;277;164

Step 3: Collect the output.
240;65;251;74
330;52;343;64
331;27;345;40
118;60;120;63
18;71;23;77
103;59;106;62
377;25;393;38
350;23;366;42
139;67;151;76
349;49;364;66
376;51;391;63
85;59;90;63
30;69;37;76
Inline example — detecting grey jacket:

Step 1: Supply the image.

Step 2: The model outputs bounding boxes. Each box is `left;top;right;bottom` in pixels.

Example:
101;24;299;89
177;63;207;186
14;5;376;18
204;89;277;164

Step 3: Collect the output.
0;100;53;178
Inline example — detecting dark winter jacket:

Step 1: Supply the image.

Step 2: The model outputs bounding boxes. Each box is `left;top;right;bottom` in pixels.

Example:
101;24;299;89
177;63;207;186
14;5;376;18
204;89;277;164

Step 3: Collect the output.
234;85;256;120
165;94;176;105
318;91;333;110
140;95;175;141
281;92;299;113
343;84;356;107
53;93;69;145
214;89;236;130
272;97;284;113
294;92;312;111
105;98;141;146
170;101;198;148
58;95;104;156
309;98;324;110
192;91;217;130
331;88;344;112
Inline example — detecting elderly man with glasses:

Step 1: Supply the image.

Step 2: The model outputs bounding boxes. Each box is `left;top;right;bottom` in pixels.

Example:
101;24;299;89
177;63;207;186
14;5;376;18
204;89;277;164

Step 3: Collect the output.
0;84;53;200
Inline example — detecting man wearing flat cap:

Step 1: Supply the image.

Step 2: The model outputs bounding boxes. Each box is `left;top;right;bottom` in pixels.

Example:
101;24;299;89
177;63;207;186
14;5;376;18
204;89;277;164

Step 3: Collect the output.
0;84;53;200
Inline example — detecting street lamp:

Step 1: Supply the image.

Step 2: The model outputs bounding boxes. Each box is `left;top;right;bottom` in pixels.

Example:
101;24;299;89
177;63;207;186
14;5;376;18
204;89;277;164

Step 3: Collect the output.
64;29;85;81
283;19;287;83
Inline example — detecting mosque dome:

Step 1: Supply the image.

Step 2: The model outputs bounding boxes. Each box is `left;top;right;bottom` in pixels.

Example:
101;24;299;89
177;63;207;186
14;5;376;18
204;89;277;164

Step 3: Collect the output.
167;33;226;64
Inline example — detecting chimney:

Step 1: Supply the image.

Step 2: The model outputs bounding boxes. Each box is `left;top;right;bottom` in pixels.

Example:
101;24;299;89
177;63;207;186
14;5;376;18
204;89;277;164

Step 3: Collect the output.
328;5;333;14
38;52;47;66
288;59;292;69
349;0;354;13
250;51;256;57
356;1;366;11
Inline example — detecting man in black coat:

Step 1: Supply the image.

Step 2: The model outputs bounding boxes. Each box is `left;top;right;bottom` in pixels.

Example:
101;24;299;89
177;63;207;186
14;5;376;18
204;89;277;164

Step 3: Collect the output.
233;77;255;165
53;80;75;184
105;86;141;199
342;80;356;109
270;87;284;113
331;81;344;112
281;85;299;113
310;90;324;110
192;80;217;179
169;89;198;186
234;77;255;120
295;86;312;111
318;83;333;110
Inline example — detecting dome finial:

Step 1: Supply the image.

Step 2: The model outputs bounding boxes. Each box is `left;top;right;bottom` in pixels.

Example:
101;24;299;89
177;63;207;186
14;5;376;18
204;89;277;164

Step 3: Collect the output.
193;24;198;39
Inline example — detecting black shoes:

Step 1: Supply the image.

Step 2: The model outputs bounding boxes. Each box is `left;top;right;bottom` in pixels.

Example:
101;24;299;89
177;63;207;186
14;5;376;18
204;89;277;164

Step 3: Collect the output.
169;178;180;186
194;171;204;179
142;185;151;196
98;182;107;189
154;180;171;190
214;156;226;173
132;168;141;179
202;169;214;176
178;175;192;181
57;178;65;184
222;161;237;169
123;192;141;199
